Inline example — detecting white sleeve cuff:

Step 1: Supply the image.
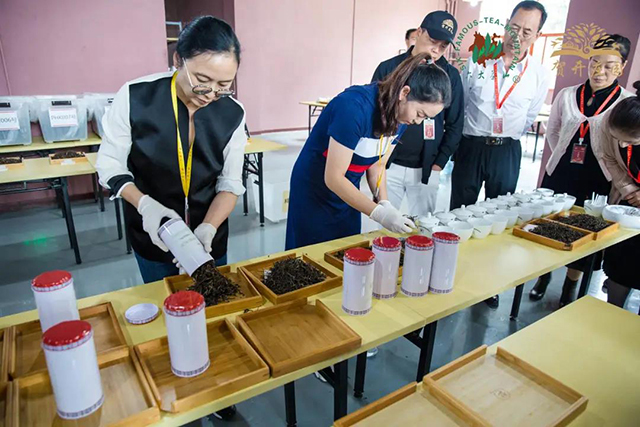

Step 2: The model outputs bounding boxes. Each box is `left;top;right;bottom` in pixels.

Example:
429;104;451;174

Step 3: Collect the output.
109;181;135;201
215;178;245;196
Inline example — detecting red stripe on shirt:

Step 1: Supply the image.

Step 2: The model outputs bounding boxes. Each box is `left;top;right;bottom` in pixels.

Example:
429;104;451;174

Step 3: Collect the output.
322;150;372;173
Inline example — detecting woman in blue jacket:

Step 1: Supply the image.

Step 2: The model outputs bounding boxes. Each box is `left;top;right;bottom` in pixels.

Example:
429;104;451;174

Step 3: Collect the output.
286;53;451;249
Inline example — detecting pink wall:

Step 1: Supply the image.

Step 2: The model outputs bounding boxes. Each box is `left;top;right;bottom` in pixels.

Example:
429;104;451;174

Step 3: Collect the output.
0;0;168;209
537;0;640;184
234;0;355;133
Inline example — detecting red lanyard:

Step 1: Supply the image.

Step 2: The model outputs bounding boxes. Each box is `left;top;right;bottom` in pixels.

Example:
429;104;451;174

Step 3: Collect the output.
578;84;620;143
626;146;640;184
494;60;528;111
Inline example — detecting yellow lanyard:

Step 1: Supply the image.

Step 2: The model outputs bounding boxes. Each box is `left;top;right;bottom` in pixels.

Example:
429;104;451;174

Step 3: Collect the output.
171;72;194;224
374;135;393;199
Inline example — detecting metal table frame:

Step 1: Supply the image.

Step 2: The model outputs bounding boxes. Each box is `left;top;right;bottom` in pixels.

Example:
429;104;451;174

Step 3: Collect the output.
306;104;324;135
242;152;266;226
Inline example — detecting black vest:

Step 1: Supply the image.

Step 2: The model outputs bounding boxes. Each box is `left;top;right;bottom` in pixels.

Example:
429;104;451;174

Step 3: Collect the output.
126;76;243;262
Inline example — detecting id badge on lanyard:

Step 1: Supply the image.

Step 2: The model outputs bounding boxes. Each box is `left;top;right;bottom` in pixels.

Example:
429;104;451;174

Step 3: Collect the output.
493;61;528;136
423;118;435;140
570;139;586;164
492;114;504;135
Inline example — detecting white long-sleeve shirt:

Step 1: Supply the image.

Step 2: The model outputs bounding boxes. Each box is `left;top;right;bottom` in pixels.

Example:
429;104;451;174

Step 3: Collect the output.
462;56;551;139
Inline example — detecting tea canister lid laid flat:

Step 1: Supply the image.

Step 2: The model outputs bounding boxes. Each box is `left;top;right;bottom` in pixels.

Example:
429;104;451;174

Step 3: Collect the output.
42;320;92;350
372;236;402;251
344;247;375;264
32;270;73;292
432;232;460;243
164;290;205;316
125;303;160;325
406;235;434;249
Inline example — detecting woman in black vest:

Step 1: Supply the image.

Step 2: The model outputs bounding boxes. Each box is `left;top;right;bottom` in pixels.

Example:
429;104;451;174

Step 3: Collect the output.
96;16;247;284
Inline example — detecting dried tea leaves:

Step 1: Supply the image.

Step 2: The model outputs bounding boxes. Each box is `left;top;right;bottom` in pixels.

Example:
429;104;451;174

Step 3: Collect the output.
189;260;243;306
0;157;21;165
555;214;609;231
51;150;85;159
531;222;586;244
264;258;326;295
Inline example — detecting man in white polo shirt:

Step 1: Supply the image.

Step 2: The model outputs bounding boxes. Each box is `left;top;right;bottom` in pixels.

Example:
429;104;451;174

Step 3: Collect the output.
452;1;551;309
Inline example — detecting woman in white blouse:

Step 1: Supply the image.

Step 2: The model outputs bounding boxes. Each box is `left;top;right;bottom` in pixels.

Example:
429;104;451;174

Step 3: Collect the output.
530;34;633;306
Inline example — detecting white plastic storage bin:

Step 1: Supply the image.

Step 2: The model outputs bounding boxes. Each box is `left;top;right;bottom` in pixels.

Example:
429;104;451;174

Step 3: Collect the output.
252;169;290;223
84;93;114;138
36;95;88;142
0;96;34;146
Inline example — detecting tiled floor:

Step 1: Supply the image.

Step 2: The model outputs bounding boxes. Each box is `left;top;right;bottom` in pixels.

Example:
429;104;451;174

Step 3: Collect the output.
0;130;636;426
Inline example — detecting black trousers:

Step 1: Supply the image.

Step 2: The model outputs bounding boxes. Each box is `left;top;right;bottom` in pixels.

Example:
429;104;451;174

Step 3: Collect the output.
450;135;522;210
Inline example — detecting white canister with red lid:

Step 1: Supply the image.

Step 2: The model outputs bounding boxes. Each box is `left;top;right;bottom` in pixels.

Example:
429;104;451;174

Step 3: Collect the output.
372;236;401;299
163;290;210;377
158;218;213;276
32;270;80;332
42;320;104;420
401;235;434;297
430;232;460;294
342;248;375;316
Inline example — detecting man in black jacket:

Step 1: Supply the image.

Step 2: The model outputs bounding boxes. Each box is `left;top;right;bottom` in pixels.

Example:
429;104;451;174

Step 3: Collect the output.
372;11;463;216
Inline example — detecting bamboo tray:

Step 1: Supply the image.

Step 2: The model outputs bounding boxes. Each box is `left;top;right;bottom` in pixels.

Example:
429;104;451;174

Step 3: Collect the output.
134;318;269;413
48;152;88;165
237;298;361;377
324;240;405;277
546;211;619;241
7;302;127;379
164;266;263;319
0;157;24;170
424;345;588;427
512;219;594;251
9;347;160;427
239;254;342;305
0;382;8;427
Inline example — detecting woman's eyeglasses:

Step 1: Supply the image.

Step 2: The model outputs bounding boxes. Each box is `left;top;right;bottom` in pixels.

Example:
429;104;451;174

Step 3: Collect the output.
183;59;235;97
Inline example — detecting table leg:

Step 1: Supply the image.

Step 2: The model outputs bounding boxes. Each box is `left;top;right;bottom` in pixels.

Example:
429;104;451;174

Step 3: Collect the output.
92;173;98;202
123;207;132;254
284;382;297;427
308;105;312;136
416;321;437;381
96;174;105;212
510;284;524;320
242;155;249;216
578;254;596;298
333;359;348;421
61;177;81;264
353;352;367;398
257;152;265;227
114;198;123;240
533;122;541;163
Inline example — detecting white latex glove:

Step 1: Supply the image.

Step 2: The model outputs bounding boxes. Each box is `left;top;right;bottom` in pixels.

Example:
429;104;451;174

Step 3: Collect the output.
170;258;186;275
137;195;181;252
369;202;416;234
194;223;218;253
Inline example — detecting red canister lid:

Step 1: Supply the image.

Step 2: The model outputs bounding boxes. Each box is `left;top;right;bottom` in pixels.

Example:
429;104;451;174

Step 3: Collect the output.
344;248;375;264
164;290;205;316
432;232;460;242
373;236;401;250
406;235;434;249
42;320;92;350
32;270;72;291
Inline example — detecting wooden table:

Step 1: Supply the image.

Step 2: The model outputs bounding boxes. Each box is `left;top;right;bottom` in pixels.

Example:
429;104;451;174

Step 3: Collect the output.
0;134;101;155
495;296;640;426
299;101;327;135
0;153;103;264
0;226;636;426
242;137;287;225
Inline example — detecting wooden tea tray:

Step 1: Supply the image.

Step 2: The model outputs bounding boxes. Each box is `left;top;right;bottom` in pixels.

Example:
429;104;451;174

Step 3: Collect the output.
512;219;594;251
334;381;471;426
48;152;88;165
8;347;160;427
6;302;127;379
424;345;588;427
164;266;263;319
239;253;342;305
324;240;371;270
134;318;269;413
546;211;619;241
237;298;361;377
0;382;8;427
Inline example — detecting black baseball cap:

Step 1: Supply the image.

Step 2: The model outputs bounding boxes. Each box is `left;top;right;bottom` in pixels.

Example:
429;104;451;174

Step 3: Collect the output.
420;11;457;44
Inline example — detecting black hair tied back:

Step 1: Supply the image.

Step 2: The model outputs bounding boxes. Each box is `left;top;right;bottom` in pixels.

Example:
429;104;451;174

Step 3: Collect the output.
608;81;640;137
176;16;241;64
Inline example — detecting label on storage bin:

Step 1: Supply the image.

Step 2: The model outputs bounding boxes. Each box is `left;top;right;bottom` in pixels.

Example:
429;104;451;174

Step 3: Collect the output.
0;110;20;130
49;107;78;128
